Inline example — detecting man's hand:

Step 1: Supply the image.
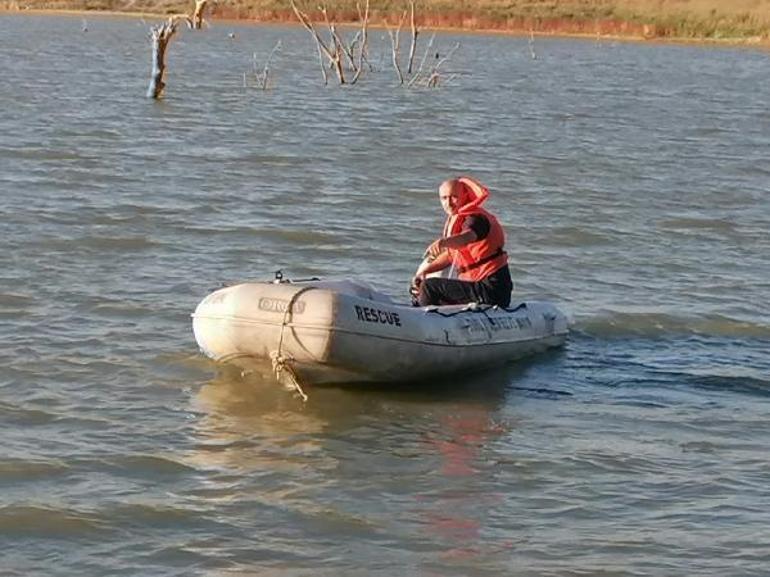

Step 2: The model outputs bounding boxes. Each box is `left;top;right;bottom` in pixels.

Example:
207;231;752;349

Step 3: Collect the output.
426;238;445;259
416;249;451;279
426;229;477;260
409;276;423;298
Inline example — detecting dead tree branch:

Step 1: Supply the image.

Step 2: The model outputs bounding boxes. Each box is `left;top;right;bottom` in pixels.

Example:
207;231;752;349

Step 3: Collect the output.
386;9;407;84
350;0;370;84
529;28;537;59
407;0;418;74
407;32;435;88
189;0;209;30
147;17;181;99
425;42;460;87
290;0;345;84
253;40;282;90
315;42;329;85
290;0;370;85
408;38;459;88
321;6;344;68
340;30;361;72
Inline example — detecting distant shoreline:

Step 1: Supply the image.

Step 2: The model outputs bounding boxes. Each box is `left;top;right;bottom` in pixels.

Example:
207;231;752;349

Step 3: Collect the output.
3;5;769;49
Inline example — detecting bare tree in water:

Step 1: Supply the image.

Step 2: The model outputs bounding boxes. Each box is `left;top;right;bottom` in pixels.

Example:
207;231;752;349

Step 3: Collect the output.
147;17;180;99
290;0;371;85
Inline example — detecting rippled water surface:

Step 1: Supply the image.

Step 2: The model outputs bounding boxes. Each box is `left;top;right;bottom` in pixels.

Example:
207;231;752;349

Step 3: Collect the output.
1;13;769;576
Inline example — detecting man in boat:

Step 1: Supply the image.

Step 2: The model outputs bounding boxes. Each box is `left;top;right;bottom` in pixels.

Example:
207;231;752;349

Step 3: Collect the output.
411;176;513;308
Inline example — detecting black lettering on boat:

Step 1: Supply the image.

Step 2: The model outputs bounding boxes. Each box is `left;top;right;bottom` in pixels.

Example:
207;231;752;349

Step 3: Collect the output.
354;306;402;327
258;297;306;314
483;316;524;332
468;319;486;333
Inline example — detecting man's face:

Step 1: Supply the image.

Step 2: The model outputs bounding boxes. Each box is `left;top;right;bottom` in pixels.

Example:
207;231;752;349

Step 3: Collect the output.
439;182;464;216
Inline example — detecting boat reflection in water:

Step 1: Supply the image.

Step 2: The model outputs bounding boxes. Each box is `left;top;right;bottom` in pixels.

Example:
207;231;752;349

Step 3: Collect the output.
182;359;563;573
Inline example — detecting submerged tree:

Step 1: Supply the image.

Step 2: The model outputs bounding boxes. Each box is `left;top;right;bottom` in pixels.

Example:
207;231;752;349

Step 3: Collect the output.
392;2;459;88
189;0;209;30
385;8;407;84
411;39;460;87
385;0;421;84
406;0;419;74
290;0;371;85
145;0;211;100
147;18;180;99
245;40;283;90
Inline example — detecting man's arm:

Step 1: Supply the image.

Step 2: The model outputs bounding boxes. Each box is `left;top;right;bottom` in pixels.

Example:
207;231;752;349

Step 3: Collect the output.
426;229;479;258
415;251;453;278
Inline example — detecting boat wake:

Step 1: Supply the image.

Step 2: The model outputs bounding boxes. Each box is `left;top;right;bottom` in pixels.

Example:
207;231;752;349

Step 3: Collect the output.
674;370;770;397
574;311;770;339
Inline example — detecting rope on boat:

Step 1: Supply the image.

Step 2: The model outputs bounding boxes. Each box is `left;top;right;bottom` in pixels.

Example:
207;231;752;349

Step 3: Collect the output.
270;351;308;402
423;301;527;317
270;285;316;402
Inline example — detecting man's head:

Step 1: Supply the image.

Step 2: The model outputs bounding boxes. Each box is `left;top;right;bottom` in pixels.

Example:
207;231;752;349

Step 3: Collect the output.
438;179;467;216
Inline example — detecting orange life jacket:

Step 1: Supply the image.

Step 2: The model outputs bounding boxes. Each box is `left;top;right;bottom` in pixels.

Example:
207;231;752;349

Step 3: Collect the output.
443;177;509;282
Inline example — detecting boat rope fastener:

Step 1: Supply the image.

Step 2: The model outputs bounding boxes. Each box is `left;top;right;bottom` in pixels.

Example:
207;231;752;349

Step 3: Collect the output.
270;351;308;402
270;285;317;402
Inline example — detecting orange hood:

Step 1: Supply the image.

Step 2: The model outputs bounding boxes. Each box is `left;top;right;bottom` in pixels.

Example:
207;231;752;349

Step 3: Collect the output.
455;176;490;215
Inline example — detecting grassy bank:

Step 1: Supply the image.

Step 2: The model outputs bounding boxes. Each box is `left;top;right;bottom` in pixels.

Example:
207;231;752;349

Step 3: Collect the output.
4;0;770;43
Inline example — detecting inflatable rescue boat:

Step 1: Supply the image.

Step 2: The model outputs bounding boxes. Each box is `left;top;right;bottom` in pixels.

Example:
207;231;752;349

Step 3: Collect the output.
192;275;569;392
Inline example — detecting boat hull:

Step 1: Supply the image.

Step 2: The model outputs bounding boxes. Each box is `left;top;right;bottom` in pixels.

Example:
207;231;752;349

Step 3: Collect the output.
192;280;569;386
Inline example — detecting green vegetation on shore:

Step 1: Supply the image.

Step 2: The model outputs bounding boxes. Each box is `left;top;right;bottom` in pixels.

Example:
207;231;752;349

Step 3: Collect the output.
4;0;770;43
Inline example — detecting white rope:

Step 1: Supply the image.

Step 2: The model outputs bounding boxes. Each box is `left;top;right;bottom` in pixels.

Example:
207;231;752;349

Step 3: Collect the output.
270;351;308;402
269;286;315;402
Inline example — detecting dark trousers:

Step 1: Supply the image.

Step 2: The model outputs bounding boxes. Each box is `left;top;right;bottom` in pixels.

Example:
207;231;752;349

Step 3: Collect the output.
415;266;513;308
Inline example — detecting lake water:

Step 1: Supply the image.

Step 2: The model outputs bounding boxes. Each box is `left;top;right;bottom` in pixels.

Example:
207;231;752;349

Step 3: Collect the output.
1;12;769;576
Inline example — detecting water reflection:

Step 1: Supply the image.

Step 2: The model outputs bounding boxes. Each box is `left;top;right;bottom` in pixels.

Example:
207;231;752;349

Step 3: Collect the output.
188;368;332;474
417;401;516;571
185;359;558;575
